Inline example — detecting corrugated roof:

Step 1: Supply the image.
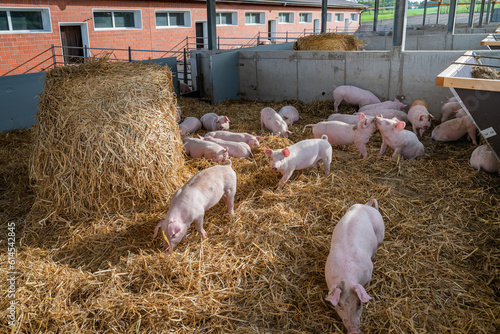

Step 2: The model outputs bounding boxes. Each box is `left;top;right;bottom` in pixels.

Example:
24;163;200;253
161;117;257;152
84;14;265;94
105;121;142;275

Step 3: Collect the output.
195;0;367;10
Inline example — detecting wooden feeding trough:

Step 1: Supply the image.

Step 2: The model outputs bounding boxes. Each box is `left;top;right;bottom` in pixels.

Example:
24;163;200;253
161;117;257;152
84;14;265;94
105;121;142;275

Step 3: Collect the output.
480;33;500;50
436;51;500;162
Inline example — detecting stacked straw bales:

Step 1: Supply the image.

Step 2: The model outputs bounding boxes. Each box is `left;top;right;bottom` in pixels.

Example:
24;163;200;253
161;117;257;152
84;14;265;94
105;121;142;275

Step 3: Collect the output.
29;59;188;218
293;33;364;51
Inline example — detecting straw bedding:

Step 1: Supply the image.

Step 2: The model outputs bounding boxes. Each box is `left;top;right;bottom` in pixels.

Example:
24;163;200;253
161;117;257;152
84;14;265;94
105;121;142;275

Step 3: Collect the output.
293;33;364;51
1;97;499;333
28;59;187;218
471;65;500;80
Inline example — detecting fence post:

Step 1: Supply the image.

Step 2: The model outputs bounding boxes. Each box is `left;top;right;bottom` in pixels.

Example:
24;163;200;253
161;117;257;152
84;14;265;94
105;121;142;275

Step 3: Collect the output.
183;48;188;84
186;36;189;51
257;33;260;46
51;44;57;68
128;46;132;62
286;31;288;43
84;45;88;62
217;36;220;49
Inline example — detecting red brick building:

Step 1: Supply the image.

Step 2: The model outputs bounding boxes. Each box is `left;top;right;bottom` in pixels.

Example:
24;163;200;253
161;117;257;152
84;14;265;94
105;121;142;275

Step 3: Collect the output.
0;0;366;76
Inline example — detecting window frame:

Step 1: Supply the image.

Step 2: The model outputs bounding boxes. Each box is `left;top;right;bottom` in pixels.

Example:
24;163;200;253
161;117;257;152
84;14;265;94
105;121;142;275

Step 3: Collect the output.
298;12;312;24
244;11;265;25
0;7;52;34
327;13;332;23
92;9;142;30
215;11;238;26
350;13;359;22
278;12;294;24
334;13;344;22
155;10;191;29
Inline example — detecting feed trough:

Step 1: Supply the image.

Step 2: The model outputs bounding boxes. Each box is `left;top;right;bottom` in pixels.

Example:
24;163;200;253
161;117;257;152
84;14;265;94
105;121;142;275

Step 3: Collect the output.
436;50;500;162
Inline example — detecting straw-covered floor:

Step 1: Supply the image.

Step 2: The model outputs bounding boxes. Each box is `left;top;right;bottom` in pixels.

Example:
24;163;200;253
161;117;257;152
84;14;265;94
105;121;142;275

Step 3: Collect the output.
1;97;499;333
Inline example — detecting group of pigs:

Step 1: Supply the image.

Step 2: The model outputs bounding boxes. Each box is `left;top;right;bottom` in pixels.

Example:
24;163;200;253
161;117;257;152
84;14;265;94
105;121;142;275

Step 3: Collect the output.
158;85;497;334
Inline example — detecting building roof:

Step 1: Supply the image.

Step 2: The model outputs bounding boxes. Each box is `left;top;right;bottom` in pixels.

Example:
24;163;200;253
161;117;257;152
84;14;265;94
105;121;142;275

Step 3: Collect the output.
198;0;368;10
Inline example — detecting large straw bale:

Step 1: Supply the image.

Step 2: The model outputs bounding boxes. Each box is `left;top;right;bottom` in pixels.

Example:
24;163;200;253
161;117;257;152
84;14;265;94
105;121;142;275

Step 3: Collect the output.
293;33;364;51
29;59;187;218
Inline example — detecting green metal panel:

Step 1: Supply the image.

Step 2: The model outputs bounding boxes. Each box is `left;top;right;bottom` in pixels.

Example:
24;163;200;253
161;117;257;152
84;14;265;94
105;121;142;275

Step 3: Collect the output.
210;51;239;103
0;72;45;132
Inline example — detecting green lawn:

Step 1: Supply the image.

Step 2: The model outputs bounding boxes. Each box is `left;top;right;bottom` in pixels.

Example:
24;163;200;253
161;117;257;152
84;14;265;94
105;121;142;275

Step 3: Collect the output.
361;5;485;22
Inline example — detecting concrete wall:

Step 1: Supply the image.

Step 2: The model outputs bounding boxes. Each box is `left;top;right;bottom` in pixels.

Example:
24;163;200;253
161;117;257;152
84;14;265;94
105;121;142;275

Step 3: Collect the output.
236;49;500;117
358;32;491;51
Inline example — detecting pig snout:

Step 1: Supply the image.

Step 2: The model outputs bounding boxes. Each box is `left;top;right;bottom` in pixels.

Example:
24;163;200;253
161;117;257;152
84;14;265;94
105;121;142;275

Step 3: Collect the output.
272;166;278;171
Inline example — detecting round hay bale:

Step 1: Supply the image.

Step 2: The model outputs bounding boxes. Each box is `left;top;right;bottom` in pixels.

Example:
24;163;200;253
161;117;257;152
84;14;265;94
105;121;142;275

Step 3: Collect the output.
293;33;364;51
29;59;188;218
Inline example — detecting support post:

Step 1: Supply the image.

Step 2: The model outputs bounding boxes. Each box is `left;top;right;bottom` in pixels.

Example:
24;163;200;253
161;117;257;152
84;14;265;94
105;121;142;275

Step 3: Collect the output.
128;46;132;62
392;0;407;49
467;0;477;31
373;0;379;32
183;48;188;84
436;1;441;25
321;0;327;33
479;0;486;27
486;0;492;24
448;0;457;34
423;0;428;26
206;0;217;50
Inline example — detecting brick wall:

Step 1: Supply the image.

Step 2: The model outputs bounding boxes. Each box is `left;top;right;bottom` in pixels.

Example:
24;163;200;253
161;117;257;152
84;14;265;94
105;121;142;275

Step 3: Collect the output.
0;0;362;75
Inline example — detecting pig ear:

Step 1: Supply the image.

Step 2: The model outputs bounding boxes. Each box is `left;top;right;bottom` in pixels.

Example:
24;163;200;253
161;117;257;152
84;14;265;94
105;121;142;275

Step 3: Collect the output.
225;116;230;122
429;114;434;119
282;147;290;157
257;136;264;141
167;221;181;238
418;115;425;121
263;147;273;157
354;284;372;303
358;112;366;121
394;121;406;132
326;284;342;306
393;98;399;102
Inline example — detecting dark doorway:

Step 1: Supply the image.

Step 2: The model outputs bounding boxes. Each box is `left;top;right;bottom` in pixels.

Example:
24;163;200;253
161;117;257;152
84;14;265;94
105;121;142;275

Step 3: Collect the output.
60;25;84;64
195;22;205;50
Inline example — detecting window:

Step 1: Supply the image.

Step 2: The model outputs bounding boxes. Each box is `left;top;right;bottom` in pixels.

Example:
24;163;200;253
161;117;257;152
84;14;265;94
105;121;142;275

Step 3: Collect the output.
216;12;237;26
93;10;142;29
299;13;312;23
278;12;294;24
245;12;264;25
350;13;358;22
327;13;332;23
0;8;51;33
335;13;344;22
156;11;190;28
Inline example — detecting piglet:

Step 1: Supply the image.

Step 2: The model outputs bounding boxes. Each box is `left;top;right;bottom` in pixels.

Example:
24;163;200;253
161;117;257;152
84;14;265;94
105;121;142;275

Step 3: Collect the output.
358;99;407;113
200;136;253;159
375;116;425;160
205;131;263;147
325;199;384;334
200;112;230;131
431;115;477;145
182;137;228;163
407;100;434;137
175;104;182;123
303;113;377;159
278;105;301;126
355;109;408;122
179;117;202;136
327;113;368;125
153;161;237;252
333;85;381;112
263;136;332;190
470;145;500;174
440;101;462;123
261;107;292;138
